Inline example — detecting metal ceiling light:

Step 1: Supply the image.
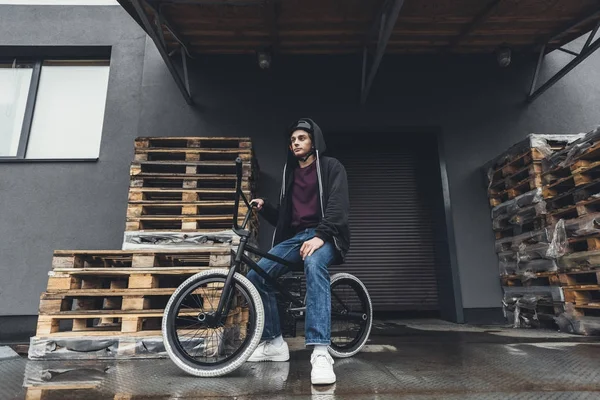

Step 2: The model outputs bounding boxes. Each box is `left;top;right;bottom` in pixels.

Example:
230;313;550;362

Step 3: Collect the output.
257;51;272;69
496;46;511;67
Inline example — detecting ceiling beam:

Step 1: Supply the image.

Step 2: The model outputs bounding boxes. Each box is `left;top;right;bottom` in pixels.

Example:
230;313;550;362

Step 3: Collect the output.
528;32;600;102
264;0;282;53
360;0;406;105
129;0;193;105
150;2;194;56
539;8;600;53
445;0;501;51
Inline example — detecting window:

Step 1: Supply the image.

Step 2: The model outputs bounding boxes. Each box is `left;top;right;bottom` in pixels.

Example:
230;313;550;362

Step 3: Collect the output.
0;59;110;161
0;1;118;4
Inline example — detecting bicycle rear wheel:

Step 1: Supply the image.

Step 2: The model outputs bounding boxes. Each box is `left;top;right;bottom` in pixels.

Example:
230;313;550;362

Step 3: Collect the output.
162;269;264;377
328;273;372;358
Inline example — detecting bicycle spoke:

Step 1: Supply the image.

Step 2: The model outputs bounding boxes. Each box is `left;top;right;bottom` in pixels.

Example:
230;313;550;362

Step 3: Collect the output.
169;277;254;366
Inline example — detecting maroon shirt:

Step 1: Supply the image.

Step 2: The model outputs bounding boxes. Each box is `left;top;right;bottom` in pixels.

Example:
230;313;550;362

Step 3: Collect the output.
290;161;320;232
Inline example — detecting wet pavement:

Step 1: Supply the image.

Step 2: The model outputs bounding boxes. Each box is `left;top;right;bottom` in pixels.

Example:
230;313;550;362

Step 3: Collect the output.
2;319;600;399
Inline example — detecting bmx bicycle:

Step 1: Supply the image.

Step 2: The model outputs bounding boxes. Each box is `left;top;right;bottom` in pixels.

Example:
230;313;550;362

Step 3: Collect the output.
162;158;373;377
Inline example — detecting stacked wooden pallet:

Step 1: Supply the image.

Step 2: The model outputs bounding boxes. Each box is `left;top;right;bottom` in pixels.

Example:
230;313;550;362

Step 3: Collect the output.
124;137;259;248
30;248;233;359
30;137;260;360
484;134;581;328
542;127;600;335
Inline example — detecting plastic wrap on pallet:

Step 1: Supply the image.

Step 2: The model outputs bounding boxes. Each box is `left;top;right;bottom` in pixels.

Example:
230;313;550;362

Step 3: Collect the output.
502;292;552;328
546;219;568;259
23;360;110;387
502;285;564;303
28;335;184;360
483;134;583;187
543;129;598;171
562;213;600;237
495;227;552;255
500;259;558;275
555;303;600;336
516;242;551;262
508;202;547;226
122;230;240;250
499;260;517;275
497;251;516;263
558;126;600;168
491;188;543;219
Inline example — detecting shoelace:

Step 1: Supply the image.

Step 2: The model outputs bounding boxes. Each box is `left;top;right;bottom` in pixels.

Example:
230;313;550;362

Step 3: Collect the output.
311;353;333;368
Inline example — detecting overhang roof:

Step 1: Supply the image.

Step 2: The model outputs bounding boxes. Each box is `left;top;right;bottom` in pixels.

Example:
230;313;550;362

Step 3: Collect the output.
119;0;600;55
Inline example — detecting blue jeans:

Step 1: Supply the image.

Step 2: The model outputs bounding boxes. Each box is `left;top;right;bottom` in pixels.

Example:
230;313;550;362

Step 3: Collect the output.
246;228;337;345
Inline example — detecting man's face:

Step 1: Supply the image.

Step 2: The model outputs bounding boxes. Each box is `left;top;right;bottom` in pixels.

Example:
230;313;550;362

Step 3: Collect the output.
289;129;313;159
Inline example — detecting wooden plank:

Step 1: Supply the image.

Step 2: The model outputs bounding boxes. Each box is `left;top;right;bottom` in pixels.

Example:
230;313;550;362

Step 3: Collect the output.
47;276;81;291
559;270;600;288
44;288;176;296
52;255;84;269
128;274;159;289
53;248;230;256
51;267;214;275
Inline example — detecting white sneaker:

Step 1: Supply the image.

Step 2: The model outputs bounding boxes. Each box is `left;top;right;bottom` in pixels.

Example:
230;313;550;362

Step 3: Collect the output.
310;352;336;385
247;340;290;362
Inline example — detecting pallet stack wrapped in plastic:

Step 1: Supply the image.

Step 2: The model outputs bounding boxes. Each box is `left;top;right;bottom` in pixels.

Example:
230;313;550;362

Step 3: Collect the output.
483;134;583;329
541;126;600;336
29;137;260;362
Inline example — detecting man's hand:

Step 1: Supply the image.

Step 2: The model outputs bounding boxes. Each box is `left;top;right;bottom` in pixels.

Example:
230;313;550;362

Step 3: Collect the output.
250;199;264;210
300;237;325;260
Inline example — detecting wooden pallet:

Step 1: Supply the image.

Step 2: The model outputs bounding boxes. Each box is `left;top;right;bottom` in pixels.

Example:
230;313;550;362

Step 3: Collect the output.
125;214;257;231
558;270;600;289
566;234;600;254
130;174;254;190
489;163;542;193
50;248;232;270
545;140;600;174
560;249;600;271
500;272;559;287
563;286;600;307
37;249;240;337
544;179;600;212
126;202;243;217
488;148;546;182
128;187;252;202
488;176;542;207
135;136;252;150
494;216;547;239
130;160;255;178
543;162;600;199
547;196;600;224
494;228;551;253
134;148;253;163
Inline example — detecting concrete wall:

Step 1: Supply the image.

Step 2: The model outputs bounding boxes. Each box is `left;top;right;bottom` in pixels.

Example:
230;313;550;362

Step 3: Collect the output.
1;5;599;330
0;5;146;322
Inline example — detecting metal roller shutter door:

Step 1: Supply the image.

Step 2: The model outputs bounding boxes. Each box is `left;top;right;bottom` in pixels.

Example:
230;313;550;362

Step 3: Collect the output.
329;139;441;311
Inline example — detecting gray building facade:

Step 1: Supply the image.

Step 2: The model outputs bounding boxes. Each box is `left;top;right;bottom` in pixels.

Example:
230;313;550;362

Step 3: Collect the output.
1;4;599;338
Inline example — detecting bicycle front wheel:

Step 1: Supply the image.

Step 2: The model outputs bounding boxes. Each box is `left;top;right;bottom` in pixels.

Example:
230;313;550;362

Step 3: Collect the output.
162;269;264;377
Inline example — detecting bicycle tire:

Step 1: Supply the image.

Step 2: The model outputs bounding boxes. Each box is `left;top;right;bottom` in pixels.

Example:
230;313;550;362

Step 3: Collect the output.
162;269;264;377
328;273;373;358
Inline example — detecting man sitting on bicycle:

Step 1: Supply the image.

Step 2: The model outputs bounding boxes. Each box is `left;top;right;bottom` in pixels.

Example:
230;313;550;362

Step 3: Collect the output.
248;118;350;385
